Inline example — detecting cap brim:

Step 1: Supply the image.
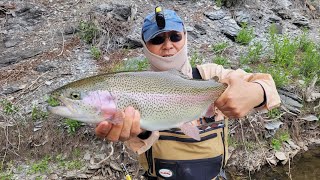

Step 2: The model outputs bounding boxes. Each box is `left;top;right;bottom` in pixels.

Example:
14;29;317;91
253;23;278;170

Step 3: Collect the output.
144;21;184;42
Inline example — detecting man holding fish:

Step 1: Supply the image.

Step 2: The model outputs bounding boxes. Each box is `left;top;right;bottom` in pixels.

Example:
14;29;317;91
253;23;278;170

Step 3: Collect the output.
93;7;281;180
48;7;281;180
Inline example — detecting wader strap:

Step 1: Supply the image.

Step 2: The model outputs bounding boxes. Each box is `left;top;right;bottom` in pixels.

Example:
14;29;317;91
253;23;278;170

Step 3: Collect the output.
145;147;154;175
192;67;202;79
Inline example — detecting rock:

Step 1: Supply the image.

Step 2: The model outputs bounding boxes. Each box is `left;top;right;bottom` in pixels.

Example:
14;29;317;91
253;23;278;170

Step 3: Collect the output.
264;120;283;130
45;81;53;86
15;4;46;26
292;12;310;28
91;176;104;180
94;4;134;21
35;63;57;72
277;0;292;9
64;26;78;35
105;167;113;176
278;89;303;102
280;94;303;108
95;154;106;161
266;156;277;165
123;36;142;49
109;161;122;172
83;151;91;161
4;37;21;48
286;140;300;150
299;114;319;122
220;17;241;40
194;24;206;35
267;15;282;23
283;104;301;114
48;173;59;180
2;86;24;95
297;141;304;147
277;9;292;19
185;26;194;32
64;171;88;179
275;151;287;161
235;11;251;25
88;164;101;170
204;10;227;21
21;48;43;59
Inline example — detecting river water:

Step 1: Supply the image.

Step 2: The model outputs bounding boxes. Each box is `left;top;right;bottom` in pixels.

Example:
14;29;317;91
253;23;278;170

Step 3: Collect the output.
228;145;320;180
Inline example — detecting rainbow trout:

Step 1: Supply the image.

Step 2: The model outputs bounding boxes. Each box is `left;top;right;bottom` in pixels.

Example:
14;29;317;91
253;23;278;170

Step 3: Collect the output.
47;70;227;140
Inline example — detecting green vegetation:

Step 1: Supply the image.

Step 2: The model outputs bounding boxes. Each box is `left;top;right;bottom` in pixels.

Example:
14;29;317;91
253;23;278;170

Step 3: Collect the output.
240;41;263;64
298;32;320;80
28;156;50;174
213;56;230;67
64;118;82;134
72;148;81;158
0;172;13;180
215;0;222;7
239;24;320;88
79;20;99;44
228;135;239;148
46;96;60;107
0;99;18;115
190;52;203;67
236;23;254;45
258;64;290;88
269;25;299;68
241;140;257;151
90;46;102;60
271;131;290;151
31;106;48;121
212;42;228;54
267;108;281;119
115;57;149;71
55;154;83;170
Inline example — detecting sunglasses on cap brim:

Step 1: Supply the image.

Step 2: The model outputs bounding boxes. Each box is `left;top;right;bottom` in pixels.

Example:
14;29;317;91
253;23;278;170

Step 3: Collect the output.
148;32;183;45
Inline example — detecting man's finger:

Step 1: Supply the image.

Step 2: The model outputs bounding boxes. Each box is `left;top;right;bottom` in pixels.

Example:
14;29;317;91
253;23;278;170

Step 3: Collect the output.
215;91;228;109
119;107;135;141
95;121;112;138
131;109;142;137
106;111;125;142
215;78;230;108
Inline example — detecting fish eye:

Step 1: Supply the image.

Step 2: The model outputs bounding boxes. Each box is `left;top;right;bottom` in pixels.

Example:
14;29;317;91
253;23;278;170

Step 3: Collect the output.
70;92;81;100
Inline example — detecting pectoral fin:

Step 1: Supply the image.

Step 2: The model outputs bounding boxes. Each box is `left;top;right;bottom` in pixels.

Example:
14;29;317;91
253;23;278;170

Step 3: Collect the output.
180;123;201;141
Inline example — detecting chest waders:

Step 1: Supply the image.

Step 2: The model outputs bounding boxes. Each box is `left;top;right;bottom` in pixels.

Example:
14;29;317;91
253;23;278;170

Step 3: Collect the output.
139;68;228;180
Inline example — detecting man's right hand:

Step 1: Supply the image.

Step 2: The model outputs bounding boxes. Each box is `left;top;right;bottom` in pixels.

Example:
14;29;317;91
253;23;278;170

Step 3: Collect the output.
95;106;142;142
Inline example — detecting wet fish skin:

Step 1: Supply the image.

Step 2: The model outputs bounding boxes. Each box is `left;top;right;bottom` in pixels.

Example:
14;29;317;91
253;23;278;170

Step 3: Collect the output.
48;70;227;140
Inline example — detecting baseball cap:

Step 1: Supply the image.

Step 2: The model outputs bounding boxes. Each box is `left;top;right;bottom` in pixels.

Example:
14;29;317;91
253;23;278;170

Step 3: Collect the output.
142;9;184;42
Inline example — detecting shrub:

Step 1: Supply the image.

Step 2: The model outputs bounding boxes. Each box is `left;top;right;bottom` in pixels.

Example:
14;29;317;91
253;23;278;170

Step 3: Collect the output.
236;23;254;45
212;42;229;54
90;46;102;60
78;20;98;44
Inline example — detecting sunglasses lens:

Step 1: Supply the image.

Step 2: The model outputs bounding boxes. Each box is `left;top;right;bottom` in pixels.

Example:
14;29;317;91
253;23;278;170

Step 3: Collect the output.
150;36;165;45
148;32;183;45
170;33;182;42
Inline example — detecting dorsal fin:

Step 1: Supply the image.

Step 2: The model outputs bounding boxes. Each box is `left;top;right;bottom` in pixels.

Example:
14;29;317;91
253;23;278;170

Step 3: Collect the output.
167;69;191;79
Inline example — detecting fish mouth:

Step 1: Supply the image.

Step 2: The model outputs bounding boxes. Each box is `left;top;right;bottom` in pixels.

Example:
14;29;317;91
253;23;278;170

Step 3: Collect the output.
47;96;101;123
47;96;78;115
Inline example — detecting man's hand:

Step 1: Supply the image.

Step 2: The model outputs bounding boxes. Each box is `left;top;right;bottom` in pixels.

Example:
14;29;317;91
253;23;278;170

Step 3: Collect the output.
95;106;142;142
214;75;265;118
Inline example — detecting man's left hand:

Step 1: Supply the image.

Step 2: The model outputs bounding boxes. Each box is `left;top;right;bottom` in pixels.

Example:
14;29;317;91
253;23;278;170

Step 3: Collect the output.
214;74;265;118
